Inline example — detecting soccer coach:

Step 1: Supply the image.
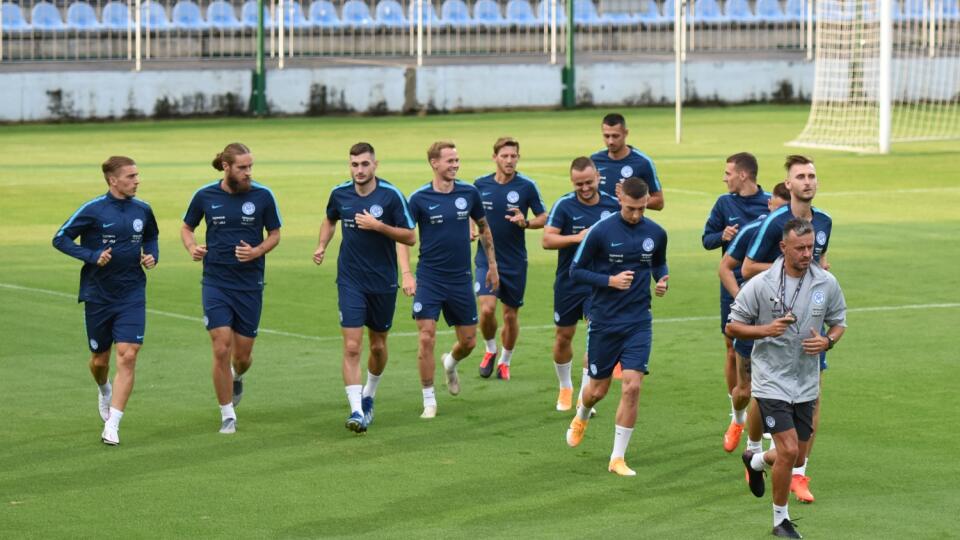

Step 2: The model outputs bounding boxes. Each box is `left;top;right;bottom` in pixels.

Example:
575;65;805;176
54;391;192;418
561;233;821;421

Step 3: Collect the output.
725;218;846;539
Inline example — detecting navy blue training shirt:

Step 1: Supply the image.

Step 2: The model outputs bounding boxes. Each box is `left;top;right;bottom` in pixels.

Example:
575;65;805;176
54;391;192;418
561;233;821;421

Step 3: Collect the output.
183;180;282;291
724;214;767;289
325;178;414;294
746;205;832;264
570;213;668;325
473;172;546;270
702;186;771;253
590;147;662;199
408;180;485;283
53;191;159;304
546;191;621;296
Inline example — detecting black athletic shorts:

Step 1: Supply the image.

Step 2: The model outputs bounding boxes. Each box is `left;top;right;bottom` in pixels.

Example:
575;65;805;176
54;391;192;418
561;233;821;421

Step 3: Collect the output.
756;398;816;442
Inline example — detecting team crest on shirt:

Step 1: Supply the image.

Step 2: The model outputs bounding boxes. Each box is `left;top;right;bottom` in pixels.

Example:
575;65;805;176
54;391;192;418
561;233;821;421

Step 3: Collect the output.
455;197;468;210
600;211;613;219
242;202;256;216
507;191;520;204
413;302;423;313
766;416;776;428
132;219;144;232
642;238;655;252
370;204;384;218
816;231;827;245
620;165;634;178
812;290;825;305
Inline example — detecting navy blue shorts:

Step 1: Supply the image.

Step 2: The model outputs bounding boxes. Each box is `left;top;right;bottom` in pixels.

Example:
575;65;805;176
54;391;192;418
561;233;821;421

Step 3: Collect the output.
338;285;396;332
84;301;145;353
475;265;526;308
202;285;263;338
586;319;652;379
734;337;754;359
554;288;590;327
413;277;477;327
720;293;734;334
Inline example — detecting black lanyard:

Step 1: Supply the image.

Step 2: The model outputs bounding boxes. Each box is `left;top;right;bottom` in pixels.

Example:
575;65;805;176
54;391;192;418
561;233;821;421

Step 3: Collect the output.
779;261;806;330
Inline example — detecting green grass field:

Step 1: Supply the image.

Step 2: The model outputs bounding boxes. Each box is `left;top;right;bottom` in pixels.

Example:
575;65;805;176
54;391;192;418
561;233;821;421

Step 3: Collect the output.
1;106;958;539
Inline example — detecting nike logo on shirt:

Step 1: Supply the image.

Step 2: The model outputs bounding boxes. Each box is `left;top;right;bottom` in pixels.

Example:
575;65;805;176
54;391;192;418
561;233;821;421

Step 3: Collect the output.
729;217;740;222
212;204;223;209
572;215;584;221
429;204;441;210
481;192;492;196
611;242;624;247
102;223;115;228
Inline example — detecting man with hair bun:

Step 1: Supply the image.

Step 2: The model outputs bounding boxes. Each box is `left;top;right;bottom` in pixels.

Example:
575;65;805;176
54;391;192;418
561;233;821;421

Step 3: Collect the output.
53;156;159;446
565;176;670;477
181;143;282;434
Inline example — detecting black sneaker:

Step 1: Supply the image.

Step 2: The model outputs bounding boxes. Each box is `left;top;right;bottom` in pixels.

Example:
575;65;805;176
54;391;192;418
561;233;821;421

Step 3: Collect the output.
742;450;766;497
772;519;802;538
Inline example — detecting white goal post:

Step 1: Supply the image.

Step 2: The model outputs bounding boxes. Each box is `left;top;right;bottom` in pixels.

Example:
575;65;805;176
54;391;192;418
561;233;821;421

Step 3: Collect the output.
789;0;960;153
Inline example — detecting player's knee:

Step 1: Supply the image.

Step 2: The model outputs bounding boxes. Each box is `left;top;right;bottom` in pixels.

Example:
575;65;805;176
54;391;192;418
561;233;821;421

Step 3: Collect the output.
621;380;641;402
343;338;362;358
502;309;519;326
480;304;496;320
116;349;138;367
417;331;435;351
212;341;231;360
776;438;799;462
368;340;386;358
459;333;477;352
90;352;110;367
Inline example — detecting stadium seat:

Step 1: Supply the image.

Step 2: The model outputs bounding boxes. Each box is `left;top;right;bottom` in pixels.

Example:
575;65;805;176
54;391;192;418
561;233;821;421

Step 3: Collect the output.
725;0;759;22
783;0;808;23
279;0;311;27
662;0;688;21
375;0;408;28
536;0;567;24
101;1;131;30
573;0;604;25
505;0;538;26
755;0;786;23
241;1;275;28
440;0;476;27
209;0;243;29
31;2;67;32
407;0;441;26
635;0;664;23
944;0;960;20
342;0;375;28
308;0;343;28
66;2;103;31
140;1;172;30
474;0;508;28
692;0;728;23
172;1;210;30
1;2;32;32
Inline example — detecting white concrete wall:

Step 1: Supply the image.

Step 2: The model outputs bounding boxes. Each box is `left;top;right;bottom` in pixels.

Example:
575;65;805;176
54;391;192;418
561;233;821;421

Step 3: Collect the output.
0;60;815;122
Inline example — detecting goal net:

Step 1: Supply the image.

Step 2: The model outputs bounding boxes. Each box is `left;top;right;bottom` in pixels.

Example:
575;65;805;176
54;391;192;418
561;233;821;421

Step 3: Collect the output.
789;0;960;153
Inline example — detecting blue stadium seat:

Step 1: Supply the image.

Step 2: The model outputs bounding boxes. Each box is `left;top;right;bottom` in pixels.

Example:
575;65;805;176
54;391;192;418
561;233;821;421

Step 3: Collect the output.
172;1;210;30
308;0;343;28
755;0;786;23
66;2;103;31
408;0;441;26
635;0;664;23
573;0;604;25
944;0;960;20
140;1;172;30
505;0;538;26
31;2;66;31
537;0;567;24
242;1;275;28
209;0;243;29
342;0;375;28
1;2;32;32
725;0;758;21
474;0;508;27
783;0;808;23
375;0;408;28
280;0;311;27
101;1;131;30
662;0;688;21
441;0;476;27
692;0;728;23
